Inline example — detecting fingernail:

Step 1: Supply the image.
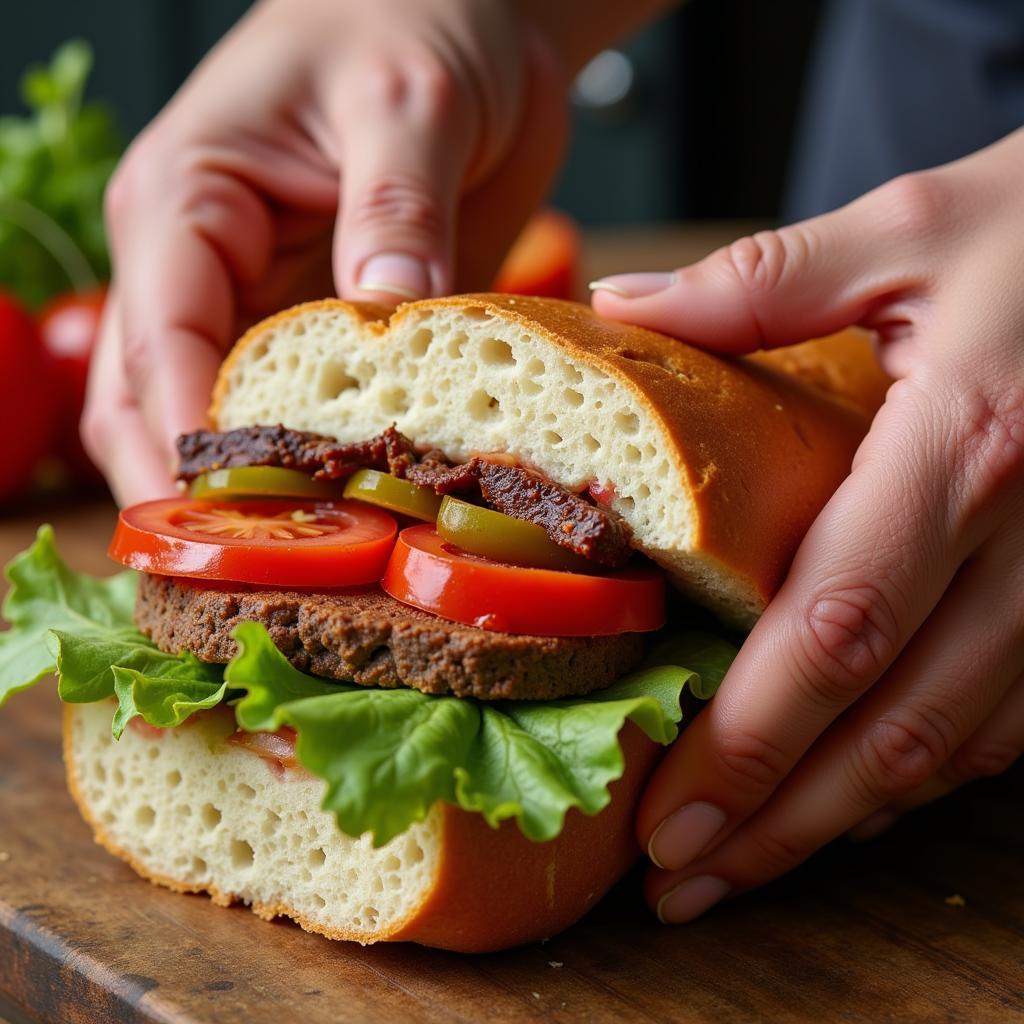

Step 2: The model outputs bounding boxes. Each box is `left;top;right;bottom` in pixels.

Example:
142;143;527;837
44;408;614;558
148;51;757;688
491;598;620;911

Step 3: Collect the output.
648;802;727;871
357;253;431;300
848;810;900;843
657;876;730;924
589;272;676;299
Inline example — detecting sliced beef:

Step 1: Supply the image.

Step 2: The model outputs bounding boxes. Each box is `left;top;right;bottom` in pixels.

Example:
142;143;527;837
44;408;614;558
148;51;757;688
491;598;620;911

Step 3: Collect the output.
177;424;419;482
136;574;644;701
474;461;631;566
403;457;630;565
177;425;633;566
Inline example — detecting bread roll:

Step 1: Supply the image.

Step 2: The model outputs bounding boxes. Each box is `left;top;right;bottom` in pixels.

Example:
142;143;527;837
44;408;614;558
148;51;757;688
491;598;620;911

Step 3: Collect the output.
211;295;888;627
64;702;659;953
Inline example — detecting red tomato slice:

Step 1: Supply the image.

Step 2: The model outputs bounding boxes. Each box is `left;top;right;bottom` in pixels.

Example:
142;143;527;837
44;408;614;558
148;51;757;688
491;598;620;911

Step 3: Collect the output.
109;498;398;587
381;525;665;636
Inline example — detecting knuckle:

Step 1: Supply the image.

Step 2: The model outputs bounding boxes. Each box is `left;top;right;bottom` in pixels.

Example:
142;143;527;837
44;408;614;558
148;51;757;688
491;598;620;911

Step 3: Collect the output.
875;171;952;241
853;709;955;801
103;159;139;234
798;583;902;702
403;49;461;120
361;48;461;124
80;404;111;467
103;133;157;228
713;729;790;795
948;384;1024;514
720;227;815;337
948;741;1020;782
351;174;443;236
742;826;813;878
121;329;155;390
724;230;798;297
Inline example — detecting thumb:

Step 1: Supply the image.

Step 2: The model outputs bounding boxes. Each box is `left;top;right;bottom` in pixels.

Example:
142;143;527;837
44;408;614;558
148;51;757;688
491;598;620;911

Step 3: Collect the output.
332;60;476;305
589;179;925;354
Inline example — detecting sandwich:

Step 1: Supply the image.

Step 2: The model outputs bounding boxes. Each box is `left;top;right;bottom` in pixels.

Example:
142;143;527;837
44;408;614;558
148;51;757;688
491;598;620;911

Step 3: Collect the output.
0;294;888;952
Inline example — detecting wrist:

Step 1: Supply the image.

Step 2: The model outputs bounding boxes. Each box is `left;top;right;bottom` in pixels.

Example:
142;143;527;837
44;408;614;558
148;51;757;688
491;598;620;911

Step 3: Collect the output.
510;0;679;76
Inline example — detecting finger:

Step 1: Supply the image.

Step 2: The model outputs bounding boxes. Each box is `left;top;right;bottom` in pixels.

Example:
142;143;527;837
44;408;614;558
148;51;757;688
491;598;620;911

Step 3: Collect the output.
851;667;1024;837
647;520;1024;922
636;385;969;873
81;289;180;506
589;171;953;353
331;52;477;304
106;151;274;466
450;28;569;291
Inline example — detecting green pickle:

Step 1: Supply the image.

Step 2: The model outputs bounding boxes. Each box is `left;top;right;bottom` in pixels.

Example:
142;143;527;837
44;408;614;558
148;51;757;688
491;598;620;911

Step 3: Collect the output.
343;469;442;522
436;496;592;572
189;466;341;500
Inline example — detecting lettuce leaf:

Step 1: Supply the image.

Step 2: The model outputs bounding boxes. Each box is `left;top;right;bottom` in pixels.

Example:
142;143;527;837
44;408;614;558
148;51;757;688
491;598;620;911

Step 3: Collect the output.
224;624;729;845
0;527;222;714
0;529;739;846
110;668;228;739
1;525;140;702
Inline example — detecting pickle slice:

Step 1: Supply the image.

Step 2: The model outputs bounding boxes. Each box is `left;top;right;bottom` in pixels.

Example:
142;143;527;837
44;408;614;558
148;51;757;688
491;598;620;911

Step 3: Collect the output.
189;466;341;500
343;468;442;522
436;496;592;572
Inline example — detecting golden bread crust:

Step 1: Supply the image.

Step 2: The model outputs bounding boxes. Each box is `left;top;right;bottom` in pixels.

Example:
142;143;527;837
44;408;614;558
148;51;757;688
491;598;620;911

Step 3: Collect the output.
393;721;660;952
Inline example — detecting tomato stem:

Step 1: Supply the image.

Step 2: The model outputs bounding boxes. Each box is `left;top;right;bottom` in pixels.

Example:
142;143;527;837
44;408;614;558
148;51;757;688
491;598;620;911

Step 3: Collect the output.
0;195;99;294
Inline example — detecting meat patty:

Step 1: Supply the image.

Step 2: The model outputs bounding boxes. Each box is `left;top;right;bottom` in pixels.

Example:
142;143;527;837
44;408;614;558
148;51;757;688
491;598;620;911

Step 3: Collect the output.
136;573;645;701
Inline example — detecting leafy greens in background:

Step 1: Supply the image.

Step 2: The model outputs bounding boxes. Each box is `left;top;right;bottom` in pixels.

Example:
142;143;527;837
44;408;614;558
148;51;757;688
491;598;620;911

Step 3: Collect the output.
0;528;738;845
0;41;121;307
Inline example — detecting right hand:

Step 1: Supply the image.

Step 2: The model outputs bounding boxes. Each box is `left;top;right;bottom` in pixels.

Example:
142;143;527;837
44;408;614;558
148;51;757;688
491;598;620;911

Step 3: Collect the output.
84;0;568;505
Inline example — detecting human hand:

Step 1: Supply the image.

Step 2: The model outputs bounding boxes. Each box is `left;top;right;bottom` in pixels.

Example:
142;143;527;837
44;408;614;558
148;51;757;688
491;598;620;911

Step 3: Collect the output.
591;129;1024;923
83;0;569;505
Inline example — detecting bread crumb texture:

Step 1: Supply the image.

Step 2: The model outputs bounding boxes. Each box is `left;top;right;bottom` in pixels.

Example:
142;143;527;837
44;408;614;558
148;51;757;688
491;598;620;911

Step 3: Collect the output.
66;701;440;943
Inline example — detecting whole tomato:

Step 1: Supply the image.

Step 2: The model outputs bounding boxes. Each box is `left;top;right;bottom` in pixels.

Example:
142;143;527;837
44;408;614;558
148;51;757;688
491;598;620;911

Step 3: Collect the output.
38;287;107;486
492;209;581;300
0;291;60;504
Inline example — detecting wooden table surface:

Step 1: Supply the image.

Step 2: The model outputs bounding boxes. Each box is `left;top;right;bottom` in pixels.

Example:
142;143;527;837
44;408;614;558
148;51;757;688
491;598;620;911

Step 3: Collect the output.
2;227;1023;1023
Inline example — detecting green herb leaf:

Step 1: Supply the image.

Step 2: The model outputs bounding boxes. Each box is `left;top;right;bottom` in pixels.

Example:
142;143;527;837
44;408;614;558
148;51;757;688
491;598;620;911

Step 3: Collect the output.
1;40;120;306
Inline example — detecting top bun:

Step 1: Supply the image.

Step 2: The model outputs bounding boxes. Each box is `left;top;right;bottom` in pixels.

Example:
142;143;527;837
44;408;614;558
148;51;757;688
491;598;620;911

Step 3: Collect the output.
211;295;888;627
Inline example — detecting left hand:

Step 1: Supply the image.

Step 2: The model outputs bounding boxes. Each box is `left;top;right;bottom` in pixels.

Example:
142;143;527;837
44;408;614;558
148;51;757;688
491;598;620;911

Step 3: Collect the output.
591;128;1024;923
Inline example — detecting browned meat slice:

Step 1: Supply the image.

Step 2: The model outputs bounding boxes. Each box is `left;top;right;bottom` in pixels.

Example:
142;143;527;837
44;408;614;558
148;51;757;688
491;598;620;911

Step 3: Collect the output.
177;424;416;482
136;574;645;701
177;425;633;566
474;462;632;566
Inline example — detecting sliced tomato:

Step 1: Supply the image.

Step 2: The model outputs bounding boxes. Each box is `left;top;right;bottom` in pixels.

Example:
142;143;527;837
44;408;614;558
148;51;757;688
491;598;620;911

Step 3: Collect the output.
109;498;397;587
381;525;665;636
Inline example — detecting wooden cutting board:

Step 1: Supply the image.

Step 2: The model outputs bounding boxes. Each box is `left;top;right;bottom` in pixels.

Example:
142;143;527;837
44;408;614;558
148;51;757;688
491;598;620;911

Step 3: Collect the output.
1;500;1023;1024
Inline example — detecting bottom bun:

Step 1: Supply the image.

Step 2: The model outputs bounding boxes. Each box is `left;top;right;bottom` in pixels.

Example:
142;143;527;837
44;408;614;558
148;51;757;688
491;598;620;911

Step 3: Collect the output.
63;701;660;952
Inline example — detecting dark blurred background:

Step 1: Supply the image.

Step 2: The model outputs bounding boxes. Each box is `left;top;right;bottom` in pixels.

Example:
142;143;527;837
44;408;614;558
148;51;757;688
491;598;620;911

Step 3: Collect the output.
4;0;822;226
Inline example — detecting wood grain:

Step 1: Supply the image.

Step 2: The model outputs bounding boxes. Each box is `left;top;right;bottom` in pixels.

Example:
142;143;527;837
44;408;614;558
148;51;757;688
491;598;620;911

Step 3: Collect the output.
1;449;1023;1023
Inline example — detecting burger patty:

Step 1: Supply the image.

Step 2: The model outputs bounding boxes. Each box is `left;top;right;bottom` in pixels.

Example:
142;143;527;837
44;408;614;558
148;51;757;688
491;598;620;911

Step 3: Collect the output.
176;424;633;566
136;573;645;701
